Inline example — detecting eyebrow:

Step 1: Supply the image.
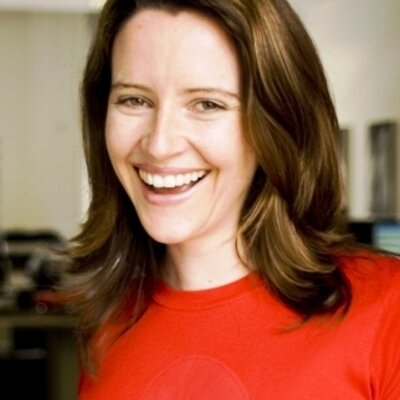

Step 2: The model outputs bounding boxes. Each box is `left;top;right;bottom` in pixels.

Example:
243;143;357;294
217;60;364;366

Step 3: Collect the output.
110;82;151;92
184;87;240;101
110;82;240;100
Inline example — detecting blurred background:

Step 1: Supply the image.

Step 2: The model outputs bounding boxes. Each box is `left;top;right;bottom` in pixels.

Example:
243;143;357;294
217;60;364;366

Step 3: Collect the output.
0;0;399;399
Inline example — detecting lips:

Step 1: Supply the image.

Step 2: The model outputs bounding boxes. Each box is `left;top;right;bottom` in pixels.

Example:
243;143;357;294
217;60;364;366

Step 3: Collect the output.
138;169;207;189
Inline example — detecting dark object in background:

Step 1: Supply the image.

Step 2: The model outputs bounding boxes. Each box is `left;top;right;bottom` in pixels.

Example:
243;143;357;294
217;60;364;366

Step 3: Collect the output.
0;348;47;400
368;121;398;218
348;220;400;253
348;221;373;245
0;229;66;312
0;231;69;400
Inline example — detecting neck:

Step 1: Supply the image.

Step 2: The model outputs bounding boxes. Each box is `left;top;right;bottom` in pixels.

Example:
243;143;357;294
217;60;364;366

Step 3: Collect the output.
163;234;251;291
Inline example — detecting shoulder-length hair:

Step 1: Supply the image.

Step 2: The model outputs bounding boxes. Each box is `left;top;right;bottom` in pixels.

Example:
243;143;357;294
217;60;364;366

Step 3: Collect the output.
69;0;353;370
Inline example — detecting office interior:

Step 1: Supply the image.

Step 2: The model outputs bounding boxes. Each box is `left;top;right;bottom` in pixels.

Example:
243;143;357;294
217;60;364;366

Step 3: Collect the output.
0;0;399;399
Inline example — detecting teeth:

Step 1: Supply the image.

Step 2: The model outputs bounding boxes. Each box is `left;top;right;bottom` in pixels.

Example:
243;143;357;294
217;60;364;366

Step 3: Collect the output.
176;174;184;186
164;175;176;188
184;173;191;185
153;175;163;188
138;169;207;188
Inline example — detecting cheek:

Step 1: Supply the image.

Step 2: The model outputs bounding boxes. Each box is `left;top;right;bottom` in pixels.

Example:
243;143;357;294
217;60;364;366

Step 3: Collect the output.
199;122;255;173
104;116;138;193
105;114;138;161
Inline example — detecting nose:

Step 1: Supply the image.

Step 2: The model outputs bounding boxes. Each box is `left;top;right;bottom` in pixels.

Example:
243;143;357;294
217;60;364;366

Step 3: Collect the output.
140;105;186;160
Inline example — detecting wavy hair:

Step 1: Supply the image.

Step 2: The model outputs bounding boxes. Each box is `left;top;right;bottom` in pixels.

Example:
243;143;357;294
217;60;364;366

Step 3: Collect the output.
68;0;353;371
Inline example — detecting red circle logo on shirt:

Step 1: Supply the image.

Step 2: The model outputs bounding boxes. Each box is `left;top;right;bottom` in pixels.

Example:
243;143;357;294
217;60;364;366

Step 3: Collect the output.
140;356;250;399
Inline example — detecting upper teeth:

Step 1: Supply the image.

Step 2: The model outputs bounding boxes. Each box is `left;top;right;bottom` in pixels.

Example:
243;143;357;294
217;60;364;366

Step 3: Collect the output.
138;170;207;188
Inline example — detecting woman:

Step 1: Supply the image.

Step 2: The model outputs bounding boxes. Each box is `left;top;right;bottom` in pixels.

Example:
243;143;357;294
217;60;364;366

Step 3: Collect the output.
70;0;400;398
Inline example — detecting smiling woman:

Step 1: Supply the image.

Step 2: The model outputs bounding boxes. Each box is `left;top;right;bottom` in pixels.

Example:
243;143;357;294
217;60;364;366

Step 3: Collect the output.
67;1;400;399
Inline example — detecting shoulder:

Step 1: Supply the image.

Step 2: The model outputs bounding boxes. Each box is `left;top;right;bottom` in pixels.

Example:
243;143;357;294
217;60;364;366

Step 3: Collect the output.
337;252;400;398
339;251;400;299
336;252;400;344
335;251;400;322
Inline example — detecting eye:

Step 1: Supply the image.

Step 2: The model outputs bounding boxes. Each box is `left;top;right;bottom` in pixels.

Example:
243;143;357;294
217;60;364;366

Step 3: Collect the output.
116;96;152;108
191;100;225;113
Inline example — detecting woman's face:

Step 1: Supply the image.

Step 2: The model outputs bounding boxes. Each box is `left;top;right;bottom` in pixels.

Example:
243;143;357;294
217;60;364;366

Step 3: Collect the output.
106;9;256;246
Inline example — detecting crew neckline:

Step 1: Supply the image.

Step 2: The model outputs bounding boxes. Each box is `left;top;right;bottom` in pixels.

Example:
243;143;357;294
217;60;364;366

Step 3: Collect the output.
153;273;265;310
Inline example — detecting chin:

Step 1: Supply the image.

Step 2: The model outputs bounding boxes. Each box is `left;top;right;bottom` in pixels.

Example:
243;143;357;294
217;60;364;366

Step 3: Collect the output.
141;225;193;246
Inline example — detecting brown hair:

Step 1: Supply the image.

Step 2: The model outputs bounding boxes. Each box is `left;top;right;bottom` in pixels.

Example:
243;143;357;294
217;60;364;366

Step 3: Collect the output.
68;0;353;371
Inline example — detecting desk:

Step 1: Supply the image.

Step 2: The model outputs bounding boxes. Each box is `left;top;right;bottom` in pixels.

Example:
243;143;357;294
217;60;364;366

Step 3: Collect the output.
0;312;78;400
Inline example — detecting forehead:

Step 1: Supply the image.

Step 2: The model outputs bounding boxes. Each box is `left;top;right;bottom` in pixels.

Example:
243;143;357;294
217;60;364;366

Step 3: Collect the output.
111;8;240;89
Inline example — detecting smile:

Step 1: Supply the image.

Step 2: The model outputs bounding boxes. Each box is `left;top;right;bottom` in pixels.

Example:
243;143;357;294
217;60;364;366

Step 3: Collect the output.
138;169;207;188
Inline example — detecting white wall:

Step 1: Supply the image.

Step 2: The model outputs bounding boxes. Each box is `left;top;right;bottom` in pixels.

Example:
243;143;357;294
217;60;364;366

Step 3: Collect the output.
0;0;104;12
0;12;92;237
291;0;400;219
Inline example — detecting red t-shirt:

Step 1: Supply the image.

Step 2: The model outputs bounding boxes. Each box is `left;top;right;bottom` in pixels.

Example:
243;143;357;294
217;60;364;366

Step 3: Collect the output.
79;254;400;399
